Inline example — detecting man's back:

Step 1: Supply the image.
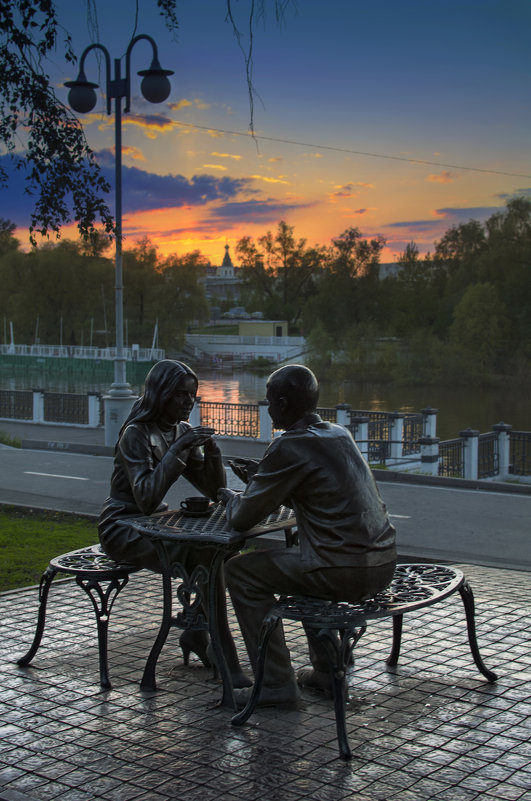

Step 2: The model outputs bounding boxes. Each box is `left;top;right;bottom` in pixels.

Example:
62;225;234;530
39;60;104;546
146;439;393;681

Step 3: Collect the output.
229;413;396;570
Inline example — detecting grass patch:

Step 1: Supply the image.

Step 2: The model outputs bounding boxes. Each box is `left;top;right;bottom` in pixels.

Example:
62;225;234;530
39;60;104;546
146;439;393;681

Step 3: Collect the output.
0;506;97;592
0;429;21;448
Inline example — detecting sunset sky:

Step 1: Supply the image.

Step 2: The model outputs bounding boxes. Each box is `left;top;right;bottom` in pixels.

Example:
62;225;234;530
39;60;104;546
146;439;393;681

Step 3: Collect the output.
3;0;531;264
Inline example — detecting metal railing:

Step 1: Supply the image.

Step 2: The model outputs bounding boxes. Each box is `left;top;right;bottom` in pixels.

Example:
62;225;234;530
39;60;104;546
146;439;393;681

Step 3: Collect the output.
439;438;464;477
199;401;259;439
0;343;165;361
316;407;337;423
2;388;529;480
478;431;499;479
510;431;531;476
0;389;33;420
43;392;89;426
403;414;423;455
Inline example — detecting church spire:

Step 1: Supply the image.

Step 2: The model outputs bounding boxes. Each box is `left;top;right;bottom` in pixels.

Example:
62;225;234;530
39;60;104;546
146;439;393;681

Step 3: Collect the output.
221;244;233;268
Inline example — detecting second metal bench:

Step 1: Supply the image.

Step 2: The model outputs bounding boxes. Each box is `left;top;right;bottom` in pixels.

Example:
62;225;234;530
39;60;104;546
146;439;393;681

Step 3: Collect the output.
232;563;498;759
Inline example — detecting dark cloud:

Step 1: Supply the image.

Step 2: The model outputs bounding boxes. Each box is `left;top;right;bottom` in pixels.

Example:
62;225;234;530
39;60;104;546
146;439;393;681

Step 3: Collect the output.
102;162;257;213
386;219;444;231
209;198;313;222
0;153;259;224
495;188;531;200
386;205;505;234
435;206;504;221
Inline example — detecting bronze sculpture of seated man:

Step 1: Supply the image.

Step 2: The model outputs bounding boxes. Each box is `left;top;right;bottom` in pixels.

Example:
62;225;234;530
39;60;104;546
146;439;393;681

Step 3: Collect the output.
219;364;397;707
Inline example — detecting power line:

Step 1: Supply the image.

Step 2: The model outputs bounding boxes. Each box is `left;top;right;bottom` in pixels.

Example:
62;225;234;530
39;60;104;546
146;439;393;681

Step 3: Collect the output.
175;121;531;180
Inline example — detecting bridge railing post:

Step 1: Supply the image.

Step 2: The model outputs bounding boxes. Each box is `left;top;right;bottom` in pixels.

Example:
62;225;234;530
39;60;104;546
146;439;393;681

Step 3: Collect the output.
259;400;272;442
460;428;480;480
32;389;44;423
389;412;404;460
351;416;369;462
422;407;438;438
419;436;440;476
492;422;512;480
335;404;351;428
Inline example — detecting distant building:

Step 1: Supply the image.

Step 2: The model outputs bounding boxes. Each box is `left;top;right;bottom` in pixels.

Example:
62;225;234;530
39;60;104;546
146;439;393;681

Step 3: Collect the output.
378;262;401;279
203;245;242;302
238;320;288;337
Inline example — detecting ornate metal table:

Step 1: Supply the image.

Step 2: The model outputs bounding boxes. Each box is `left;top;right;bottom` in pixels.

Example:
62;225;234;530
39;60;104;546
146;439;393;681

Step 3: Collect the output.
124;503;296;708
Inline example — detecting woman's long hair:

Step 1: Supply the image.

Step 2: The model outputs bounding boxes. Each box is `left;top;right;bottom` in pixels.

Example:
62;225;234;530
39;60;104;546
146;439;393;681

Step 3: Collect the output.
117;360;198;442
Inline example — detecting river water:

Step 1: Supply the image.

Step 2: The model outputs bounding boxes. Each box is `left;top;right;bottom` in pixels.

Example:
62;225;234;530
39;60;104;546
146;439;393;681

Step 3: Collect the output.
3;365;528;441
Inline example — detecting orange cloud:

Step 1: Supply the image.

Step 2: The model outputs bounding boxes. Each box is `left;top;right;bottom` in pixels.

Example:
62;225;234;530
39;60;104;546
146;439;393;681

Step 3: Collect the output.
329;182;374;201
427;171;458;183
169;99;193;111
168;98;210;111
121;113;175;139
250;174;290;185
329;184;358;201
202;164;228;171
122;145;145;161
211;152;242;160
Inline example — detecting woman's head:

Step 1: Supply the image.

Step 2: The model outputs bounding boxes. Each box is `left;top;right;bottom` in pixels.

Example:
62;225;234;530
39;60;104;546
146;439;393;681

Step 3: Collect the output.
120;360;198;436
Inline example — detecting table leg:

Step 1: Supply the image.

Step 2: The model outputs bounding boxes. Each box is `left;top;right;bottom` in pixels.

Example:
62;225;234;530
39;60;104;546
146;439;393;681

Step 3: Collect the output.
207;549;236;709
141;540;173;691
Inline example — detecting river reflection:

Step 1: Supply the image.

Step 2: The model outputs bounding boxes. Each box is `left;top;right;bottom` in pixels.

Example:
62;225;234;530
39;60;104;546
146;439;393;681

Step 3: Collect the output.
1;365;528;441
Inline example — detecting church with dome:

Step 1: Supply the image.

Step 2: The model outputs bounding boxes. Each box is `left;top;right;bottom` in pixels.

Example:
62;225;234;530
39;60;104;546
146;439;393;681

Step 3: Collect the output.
203;245;242;302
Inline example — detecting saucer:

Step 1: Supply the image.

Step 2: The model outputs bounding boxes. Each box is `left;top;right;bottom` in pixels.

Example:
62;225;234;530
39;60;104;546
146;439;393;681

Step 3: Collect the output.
181;505;213;518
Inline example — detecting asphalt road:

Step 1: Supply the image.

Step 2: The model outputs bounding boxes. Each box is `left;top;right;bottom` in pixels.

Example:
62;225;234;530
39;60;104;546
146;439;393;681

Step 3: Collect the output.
1;443;530;571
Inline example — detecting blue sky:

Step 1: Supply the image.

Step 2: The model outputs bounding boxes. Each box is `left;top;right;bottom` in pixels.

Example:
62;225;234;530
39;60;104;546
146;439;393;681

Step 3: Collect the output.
3;0;531;262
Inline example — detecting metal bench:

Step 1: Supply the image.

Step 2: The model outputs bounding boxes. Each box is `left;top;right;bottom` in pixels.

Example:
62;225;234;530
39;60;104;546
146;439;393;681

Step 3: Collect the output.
232;563;498;760
17;544;140;689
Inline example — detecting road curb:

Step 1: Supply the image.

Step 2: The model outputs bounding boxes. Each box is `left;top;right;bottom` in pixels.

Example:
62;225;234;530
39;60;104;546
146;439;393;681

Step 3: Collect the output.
374;468;531;495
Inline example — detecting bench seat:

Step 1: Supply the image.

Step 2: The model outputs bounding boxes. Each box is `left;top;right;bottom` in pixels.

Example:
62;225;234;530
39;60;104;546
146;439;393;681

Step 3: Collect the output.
17;544;140;689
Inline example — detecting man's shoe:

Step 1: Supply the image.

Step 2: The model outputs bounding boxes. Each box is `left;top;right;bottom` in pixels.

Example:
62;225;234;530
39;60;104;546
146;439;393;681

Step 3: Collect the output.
234;681;301;709
296;667;334;697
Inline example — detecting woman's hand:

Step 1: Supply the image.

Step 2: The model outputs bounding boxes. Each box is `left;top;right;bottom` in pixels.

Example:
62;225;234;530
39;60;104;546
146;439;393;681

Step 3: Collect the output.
171;426;216;457
217;488;238;506
228;458;260;484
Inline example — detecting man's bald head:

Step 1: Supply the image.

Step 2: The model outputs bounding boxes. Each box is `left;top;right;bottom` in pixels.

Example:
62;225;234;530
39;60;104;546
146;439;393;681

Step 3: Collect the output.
266;365;319;427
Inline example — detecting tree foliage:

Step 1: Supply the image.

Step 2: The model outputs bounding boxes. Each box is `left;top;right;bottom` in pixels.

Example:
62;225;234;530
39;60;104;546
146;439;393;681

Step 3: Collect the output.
0;0;114;242
2;197;530;385
0;232;209;350
236;221;322;329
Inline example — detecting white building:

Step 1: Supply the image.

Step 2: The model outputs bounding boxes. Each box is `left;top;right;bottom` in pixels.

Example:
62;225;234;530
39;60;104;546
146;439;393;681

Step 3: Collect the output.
203;245;242;302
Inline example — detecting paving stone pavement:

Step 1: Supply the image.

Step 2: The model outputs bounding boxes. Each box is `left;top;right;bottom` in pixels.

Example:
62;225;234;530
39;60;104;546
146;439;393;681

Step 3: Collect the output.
1;562;530;801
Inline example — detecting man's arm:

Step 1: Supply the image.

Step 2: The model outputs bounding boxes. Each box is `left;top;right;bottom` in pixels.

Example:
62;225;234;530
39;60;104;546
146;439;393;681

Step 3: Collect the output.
222;439;305;531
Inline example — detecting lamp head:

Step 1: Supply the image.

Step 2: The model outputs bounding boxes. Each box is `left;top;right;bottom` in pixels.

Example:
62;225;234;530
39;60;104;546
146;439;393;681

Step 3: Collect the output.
138;57;173;104
65;70;99;113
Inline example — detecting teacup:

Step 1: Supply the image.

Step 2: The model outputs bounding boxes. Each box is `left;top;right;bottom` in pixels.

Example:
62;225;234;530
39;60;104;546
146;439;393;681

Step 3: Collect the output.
180;496;210;513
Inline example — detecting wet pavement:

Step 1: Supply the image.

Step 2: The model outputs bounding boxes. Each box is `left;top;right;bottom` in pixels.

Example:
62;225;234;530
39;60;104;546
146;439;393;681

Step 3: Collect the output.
1;561;530;801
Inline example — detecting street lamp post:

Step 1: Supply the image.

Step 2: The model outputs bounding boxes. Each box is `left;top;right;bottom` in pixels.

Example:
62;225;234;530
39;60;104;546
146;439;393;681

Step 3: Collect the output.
66;35;173;446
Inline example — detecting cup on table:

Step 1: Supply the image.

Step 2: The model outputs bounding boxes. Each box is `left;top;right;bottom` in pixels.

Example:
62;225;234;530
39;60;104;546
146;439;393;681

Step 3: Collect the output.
180;496;211;513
